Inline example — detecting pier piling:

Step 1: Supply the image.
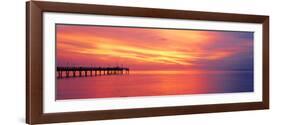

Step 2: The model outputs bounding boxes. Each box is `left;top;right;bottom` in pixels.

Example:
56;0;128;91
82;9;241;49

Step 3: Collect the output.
56;66;130;78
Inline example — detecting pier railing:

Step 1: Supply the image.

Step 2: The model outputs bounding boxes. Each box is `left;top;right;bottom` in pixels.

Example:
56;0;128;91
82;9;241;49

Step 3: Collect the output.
57;66;129;78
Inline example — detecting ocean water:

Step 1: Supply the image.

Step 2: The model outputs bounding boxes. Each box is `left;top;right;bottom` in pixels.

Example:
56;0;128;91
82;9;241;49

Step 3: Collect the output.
56;70;253;100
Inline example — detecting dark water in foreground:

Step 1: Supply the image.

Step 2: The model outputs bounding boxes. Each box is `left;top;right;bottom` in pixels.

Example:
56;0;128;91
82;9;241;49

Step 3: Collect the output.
56;70;253;100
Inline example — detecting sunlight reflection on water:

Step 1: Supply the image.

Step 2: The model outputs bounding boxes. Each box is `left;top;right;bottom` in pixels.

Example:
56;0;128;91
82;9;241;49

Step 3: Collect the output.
56;70;253;100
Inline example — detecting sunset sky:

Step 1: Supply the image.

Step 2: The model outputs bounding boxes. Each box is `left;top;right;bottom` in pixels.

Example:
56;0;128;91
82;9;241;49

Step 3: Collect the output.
56;24;253;71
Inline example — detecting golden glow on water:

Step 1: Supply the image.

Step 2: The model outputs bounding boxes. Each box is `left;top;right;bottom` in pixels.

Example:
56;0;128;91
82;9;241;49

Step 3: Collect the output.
56;71;254;100
130;70;238;75
131;70;205;75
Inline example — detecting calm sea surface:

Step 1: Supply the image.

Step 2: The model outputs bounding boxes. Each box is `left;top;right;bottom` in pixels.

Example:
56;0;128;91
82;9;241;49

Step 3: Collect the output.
56;70;253;100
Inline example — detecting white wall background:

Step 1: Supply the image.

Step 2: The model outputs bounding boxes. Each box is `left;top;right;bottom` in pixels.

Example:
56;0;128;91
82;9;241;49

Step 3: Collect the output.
0;0;279;124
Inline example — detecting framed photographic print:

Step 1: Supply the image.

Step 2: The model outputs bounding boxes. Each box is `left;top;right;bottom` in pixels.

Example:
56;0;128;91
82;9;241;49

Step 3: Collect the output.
26;1;269;124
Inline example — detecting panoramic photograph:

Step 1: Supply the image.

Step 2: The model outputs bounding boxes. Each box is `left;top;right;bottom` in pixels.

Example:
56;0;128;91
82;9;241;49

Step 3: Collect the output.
55;24;254;100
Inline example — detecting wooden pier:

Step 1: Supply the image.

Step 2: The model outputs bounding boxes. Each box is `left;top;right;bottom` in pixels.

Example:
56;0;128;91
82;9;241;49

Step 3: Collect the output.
57;66;130;78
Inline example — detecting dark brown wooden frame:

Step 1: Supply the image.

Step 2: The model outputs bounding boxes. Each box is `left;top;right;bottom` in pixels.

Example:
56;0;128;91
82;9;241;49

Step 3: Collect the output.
26;1;269;124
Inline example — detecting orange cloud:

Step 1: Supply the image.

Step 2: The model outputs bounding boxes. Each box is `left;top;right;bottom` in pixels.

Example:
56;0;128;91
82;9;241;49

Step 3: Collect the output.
56;25;252;70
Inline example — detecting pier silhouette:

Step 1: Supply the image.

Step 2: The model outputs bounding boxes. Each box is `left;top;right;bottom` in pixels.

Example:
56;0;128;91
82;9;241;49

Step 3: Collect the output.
57;66;130;78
